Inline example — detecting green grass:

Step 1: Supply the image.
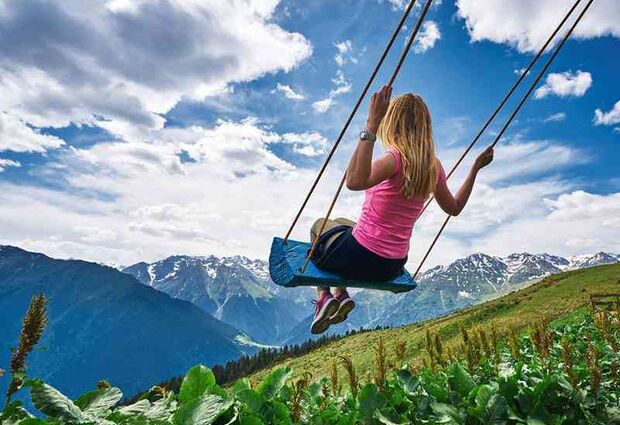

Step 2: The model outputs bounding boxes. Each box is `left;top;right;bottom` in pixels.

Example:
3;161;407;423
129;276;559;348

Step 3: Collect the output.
247;263;620;386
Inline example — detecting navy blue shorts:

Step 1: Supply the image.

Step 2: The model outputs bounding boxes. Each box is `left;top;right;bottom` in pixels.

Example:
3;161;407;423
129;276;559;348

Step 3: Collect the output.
310;225;407;282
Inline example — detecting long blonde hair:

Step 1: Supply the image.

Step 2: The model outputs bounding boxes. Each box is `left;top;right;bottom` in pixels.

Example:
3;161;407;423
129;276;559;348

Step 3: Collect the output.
378;93;437;198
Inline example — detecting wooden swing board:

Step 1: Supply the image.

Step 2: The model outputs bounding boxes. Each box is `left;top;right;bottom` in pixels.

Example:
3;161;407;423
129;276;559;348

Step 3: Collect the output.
268;237;417;293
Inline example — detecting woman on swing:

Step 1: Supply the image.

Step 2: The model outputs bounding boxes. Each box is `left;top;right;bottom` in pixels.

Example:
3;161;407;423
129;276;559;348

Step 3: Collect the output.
310;85;494;334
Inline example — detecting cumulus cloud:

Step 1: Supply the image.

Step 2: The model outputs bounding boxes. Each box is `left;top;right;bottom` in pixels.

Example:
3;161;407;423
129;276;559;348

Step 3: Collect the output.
456;0;620;53
3;121;608;271
543;112;567;123
329;70;353;97
0;117;340;265
280;132;328;157
312;70;352;114
534;71;592;99
593;100;620;126
335;40;357;67
414;21;441;53
0;112;65;153
273;83;305;100
0;158;21;172
0;0;312;142
312;98;335;114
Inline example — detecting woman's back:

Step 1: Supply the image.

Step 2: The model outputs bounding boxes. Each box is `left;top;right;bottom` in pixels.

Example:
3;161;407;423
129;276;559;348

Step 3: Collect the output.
352;149;445;259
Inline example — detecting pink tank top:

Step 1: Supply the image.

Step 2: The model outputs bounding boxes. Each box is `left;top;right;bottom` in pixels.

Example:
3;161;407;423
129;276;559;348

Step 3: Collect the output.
352;149;446;259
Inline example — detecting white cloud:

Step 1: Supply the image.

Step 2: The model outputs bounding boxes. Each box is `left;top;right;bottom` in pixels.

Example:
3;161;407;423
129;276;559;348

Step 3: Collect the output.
0;117;342;265
543;112;567;123
414;21;441;53
476;139;586;183
0;158;21;172
0;0;312;142
593;100;620;126
0;112;65;153
312;98;335;114
3;124;607;272
312;69;352;114
379;0;442;11
335;40;357;67
273;83;305;100
534;71;592;99
456;0;620;53
280;132;328;157
329;70;352;97
469;190;620;262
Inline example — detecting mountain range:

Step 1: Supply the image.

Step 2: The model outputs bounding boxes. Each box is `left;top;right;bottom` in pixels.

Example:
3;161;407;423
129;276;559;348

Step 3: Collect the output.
123;255;312;343
2;245;617;403
0;246;259;401
121;251;619;345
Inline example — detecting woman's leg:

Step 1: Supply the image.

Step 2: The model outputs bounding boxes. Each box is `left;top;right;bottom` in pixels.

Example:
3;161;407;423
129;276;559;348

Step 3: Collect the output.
330;217;356;297
311;218;336;296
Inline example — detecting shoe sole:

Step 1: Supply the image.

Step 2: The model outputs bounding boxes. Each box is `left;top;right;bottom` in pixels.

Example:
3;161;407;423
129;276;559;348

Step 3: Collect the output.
310;298;340;335
330;298;355;325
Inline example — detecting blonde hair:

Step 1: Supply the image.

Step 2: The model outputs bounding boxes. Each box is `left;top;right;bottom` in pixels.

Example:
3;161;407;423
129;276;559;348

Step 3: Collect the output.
378;93;437;198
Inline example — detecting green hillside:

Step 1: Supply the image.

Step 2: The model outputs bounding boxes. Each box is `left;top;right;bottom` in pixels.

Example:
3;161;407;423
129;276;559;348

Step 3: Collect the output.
248;263;620;386
3;263;617;424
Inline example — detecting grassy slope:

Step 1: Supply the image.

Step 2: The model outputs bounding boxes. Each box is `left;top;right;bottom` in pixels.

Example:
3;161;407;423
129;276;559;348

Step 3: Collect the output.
248;263;620;386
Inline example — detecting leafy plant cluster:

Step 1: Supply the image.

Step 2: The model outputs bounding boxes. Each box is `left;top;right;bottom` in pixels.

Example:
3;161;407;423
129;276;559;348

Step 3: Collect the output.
2;309;618;424
138;326;388;404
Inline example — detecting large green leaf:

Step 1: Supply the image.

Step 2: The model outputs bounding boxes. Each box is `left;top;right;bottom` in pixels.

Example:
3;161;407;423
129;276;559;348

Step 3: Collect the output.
447;364;475;398
375;411;409;425
115;399;151;416
256;368;291;400
0;401;35;425
431;402;466;425
146;393;178;421
30;381;87;422
396;370;420;396
234;388;265;413
179;365;216;404
75;387;122;416
358;384;387;422
173;394;234;425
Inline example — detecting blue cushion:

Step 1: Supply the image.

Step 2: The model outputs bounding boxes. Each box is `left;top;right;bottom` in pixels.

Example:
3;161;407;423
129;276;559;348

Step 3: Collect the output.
268;237;416;293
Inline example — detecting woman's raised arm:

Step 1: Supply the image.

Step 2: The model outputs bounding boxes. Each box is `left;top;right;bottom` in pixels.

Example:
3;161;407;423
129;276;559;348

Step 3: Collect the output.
346;85;395;191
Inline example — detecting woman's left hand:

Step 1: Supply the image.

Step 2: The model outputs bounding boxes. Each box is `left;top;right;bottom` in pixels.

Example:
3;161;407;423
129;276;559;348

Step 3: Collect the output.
366;85;392;134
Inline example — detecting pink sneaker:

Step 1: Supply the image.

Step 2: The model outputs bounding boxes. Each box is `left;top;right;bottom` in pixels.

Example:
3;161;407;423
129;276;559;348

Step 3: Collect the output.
310;293;340;335
330;290;355;325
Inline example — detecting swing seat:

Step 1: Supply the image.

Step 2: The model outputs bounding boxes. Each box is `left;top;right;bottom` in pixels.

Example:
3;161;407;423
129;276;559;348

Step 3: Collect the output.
269;237;417;293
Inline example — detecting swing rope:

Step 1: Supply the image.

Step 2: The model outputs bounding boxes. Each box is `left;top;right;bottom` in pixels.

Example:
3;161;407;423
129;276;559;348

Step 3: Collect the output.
283;0;421;243
300;0;435;273
412;0;595;279
416;0;585;219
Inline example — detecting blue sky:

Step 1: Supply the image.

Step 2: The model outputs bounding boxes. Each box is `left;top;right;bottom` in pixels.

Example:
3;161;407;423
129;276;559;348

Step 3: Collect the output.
0;0;618;268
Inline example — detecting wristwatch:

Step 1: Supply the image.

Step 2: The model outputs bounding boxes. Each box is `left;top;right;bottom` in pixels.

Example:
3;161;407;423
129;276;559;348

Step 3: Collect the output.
359;130;377;143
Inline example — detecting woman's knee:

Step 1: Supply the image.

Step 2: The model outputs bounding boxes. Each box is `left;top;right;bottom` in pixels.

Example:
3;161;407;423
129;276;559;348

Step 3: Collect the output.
334;217;356;227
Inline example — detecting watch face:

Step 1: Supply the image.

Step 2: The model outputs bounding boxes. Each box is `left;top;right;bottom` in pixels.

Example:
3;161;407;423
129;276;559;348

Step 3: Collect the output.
360;131;375;141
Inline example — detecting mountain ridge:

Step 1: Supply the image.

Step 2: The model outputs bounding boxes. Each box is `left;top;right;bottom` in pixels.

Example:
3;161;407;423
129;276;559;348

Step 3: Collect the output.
122;254;313;344
0;245;258;400
121;249;618;345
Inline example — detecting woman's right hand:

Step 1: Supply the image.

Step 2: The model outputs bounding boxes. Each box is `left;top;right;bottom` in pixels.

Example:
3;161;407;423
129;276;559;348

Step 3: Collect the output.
366;85;392;134
474;146;494;171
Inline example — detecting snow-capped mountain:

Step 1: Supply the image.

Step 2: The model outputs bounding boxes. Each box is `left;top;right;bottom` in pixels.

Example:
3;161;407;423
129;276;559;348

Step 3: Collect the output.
567;252;620;269
123;255;313;344
124;251;618;345
375;251;619;328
